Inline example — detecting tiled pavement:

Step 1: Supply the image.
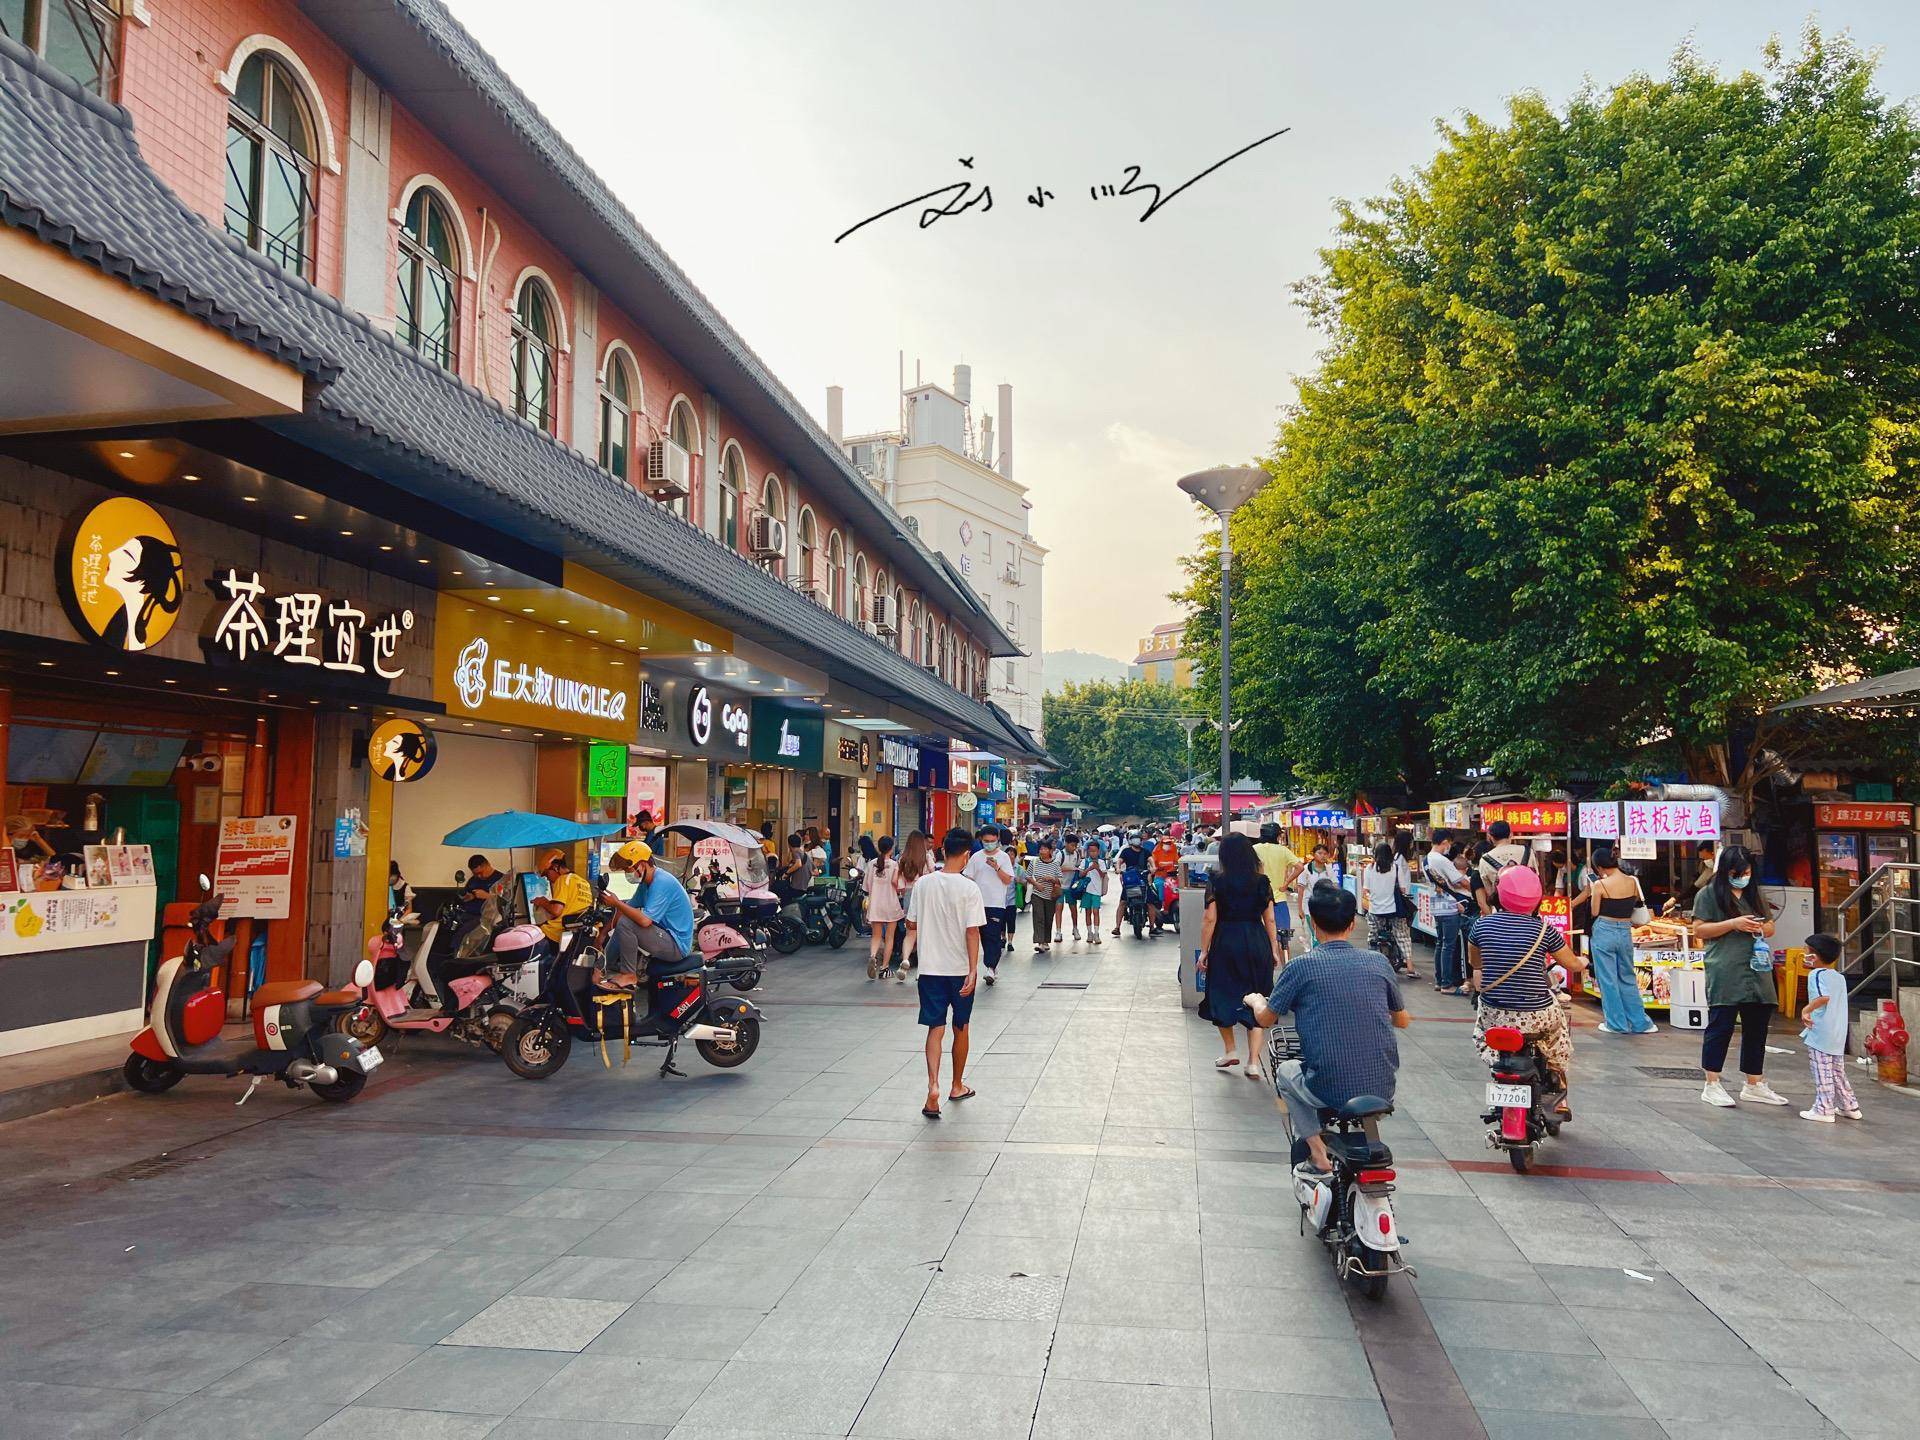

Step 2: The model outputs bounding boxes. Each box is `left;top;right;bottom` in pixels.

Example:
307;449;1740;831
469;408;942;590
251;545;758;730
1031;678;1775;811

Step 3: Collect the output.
3;926;1919;1439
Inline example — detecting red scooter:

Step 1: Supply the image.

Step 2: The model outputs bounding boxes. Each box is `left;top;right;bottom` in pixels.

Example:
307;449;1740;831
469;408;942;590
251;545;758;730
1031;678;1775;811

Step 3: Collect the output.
124;880;381;1104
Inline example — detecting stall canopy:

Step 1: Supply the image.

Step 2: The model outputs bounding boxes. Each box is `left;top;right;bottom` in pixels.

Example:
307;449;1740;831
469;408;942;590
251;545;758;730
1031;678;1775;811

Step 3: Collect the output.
1776;668;1920;712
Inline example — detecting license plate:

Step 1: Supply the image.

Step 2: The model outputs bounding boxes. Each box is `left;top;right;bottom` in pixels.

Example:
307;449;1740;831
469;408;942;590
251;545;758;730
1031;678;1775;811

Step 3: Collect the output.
1487;1082;1530;1108
359;1046;383;1071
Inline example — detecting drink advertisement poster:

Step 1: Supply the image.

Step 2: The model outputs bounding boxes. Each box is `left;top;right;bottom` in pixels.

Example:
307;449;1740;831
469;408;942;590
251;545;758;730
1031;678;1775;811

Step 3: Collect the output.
214;815;298;919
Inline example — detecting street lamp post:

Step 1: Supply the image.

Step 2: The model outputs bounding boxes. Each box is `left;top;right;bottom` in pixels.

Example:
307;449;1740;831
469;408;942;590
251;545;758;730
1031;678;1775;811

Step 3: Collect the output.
1176;467;1271;833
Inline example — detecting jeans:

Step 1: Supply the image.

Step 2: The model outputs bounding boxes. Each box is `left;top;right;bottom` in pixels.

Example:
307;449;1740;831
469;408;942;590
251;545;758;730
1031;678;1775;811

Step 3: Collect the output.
1432;909;1466;988
982;904;1012;971
1702;1002;1774;1076
1589;918;1654;1033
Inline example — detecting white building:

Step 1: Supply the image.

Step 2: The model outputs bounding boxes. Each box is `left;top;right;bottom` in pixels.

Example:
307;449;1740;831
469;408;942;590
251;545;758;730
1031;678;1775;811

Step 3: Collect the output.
829;364;1046;737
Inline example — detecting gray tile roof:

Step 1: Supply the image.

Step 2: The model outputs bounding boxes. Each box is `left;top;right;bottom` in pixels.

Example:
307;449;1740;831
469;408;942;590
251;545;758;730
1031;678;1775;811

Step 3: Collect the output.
302;0;1021;659
0;37;1040;761
0;36;340;385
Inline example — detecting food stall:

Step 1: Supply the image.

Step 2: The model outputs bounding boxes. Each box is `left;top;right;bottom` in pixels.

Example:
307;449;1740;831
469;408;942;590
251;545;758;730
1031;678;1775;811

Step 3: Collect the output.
1810;799;1914;947
1573;798;1719;1013
1481;799;1574;936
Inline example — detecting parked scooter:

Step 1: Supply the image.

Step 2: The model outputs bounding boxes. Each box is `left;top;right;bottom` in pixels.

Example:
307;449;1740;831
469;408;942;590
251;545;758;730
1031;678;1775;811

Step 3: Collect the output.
125;880;380;1104
692;902;769;992
345;894;545;1052
499;888;763;1080
781;882;852;950
1266;1026;1412;1300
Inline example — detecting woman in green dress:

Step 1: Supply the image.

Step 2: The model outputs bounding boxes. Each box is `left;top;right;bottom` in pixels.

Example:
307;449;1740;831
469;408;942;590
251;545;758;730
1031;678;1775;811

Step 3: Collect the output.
1689;844;1786;1109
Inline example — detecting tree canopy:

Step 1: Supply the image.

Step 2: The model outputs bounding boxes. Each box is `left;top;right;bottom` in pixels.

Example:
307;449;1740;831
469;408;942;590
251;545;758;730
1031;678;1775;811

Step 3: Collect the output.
1040;679;1202;817
1183;30;1920;807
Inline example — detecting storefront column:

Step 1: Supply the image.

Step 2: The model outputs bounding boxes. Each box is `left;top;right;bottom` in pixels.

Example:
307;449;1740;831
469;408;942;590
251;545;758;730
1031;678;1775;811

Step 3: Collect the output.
537;742;585;866
307;713;369;986
0;686;10;800
265;710;316;986
362;747;395;942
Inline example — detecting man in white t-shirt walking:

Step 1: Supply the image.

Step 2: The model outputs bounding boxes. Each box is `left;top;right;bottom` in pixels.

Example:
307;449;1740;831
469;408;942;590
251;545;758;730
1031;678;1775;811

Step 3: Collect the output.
907;828;986;1119
964;824;1016;986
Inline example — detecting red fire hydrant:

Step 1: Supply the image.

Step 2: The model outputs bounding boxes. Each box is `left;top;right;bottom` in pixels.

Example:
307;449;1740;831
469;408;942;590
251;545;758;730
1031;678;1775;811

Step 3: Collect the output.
1865;1002;1910;1086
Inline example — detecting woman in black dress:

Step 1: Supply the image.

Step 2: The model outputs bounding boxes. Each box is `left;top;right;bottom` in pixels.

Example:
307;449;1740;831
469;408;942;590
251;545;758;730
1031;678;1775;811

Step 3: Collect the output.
1199;833;1282;1079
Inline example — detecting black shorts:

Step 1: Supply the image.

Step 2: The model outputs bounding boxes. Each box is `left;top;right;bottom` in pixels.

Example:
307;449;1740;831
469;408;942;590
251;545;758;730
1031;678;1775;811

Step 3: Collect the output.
916;973;975;1029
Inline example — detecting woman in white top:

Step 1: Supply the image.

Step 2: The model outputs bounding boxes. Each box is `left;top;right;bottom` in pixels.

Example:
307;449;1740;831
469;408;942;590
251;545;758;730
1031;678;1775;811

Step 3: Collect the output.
891;831;932;979
865;836;906;980
1362;842;1416;977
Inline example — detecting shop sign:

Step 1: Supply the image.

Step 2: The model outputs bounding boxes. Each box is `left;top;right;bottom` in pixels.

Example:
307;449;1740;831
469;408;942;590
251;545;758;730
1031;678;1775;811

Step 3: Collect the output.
1577;802;1620;839
58;496;186;652
838;737;863;763
210;569;413;681
950;758;974;790
1814;801;1912;830
436;598;637;744
917;746;951;791
957;792;978;814
1292;808;1351;829
332;807;367;859
214;814;298;919
1483;800;1569;833
1620;835;1656;860
586;743;627;798
628;765;667;824
1623;800;1719;842
880;735;921;773
654;676;753;759
638;680;668;734
1540;895;1571;941
987;764;1008;798
1426;801;1469;829
750;701;825;770
368;719;436;783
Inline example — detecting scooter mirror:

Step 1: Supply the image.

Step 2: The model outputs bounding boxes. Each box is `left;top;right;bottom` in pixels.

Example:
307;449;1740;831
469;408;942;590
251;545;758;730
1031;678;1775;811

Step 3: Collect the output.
351;957;375;989
197;873;212;893
455;869;468;885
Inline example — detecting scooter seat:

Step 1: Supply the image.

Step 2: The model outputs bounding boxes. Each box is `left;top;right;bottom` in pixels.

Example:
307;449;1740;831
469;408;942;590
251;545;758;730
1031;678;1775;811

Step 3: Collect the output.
313;987;361;1007
1334;1094;1393;1122
253;980;322;1007
648;954;704;979
1323;1129;1392;1166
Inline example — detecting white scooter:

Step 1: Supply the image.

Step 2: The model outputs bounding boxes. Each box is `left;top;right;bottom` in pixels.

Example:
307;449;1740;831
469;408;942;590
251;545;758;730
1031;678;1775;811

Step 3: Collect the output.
1266;1025;1413;1300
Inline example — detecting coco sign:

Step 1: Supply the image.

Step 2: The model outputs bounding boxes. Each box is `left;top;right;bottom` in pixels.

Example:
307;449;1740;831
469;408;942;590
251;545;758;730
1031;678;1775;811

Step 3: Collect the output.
686;684;750;753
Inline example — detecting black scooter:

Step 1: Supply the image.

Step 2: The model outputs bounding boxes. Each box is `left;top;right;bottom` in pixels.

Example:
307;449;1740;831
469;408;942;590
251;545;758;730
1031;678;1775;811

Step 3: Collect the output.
125;880;379;1103
499;889;763;1080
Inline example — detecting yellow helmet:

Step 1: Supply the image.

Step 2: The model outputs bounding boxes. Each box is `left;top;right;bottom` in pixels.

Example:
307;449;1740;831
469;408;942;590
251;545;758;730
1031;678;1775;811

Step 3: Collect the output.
614;840;653;868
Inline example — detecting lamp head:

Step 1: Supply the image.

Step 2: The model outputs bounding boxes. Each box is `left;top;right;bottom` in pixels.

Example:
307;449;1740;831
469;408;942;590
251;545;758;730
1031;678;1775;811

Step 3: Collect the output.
1176;466;1270;516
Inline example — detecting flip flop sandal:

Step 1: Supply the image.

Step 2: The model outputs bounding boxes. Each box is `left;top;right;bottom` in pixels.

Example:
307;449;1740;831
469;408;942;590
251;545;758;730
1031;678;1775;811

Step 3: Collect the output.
921;1105;941;1119
950;1087;977;1102
1214;1056;1240;1069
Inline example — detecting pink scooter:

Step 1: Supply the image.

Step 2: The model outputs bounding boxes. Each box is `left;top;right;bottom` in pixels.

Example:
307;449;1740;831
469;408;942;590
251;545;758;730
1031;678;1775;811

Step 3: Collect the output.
344;896;549;1051
693;902;768;992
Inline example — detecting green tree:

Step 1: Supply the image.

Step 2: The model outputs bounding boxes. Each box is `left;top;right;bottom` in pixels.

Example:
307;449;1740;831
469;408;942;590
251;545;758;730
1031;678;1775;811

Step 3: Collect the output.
1041;679;1200;817
1187;29;1920;809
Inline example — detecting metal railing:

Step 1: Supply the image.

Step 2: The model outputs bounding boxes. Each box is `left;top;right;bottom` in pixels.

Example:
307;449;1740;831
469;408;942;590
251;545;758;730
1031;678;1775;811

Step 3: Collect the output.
1834;863;1920;1003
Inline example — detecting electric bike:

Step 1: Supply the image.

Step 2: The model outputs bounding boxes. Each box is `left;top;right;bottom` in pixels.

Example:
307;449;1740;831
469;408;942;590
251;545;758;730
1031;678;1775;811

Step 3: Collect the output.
125;882;379;1104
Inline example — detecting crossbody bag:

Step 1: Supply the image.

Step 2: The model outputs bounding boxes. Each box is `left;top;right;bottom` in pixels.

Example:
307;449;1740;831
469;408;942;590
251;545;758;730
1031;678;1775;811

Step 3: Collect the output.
1476;921;1550;1007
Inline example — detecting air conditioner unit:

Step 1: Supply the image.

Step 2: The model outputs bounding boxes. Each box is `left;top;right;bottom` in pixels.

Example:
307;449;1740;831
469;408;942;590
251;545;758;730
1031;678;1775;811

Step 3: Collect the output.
860;621;881;639
923;658;940;674
1002;563;1021;586
749;513;787;559
644;439;691;499
871;593;898;636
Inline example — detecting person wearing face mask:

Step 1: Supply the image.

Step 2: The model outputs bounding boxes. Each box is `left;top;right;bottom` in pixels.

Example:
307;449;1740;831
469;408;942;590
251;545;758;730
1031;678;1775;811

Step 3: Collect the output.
1689;843;1786;1108
964;825;1016;985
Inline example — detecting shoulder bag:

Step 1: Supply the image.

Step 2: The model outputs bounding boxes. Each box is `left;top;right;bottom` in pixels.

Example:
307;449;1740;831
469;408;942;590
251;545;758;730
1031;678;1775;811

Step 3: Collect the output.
1476;921;1550;1008
1630;876;1654;928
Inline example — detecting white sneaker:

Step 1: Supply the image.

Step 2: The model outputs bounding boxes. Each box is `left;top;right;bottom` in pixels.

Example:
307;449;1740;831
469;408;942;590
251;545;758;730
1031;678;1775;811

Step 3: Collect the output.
1597;1023;1619;1034
1640;1023;1660;1034
1799;1108;1835;1123
1741;1081;1790;1107
1841;1108;1864;1120
1701;1080;1736;1107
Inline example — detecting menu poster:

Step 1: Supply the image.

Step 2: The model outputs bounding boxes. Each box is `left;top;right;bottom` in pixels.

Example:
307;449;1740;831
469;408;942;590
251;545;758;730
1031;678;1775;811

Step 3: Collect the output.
108;845;136;884
82;845;114;890
127;845;156;885
214;815;298;919
0;846;17;893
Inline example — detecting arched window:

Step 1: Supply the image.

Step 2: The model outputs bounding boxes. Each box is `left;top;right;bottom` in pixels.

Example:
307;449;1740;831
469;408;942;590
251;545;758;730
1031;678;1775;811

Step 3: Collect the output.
797;508;817;592
10;1;120;96
225;52;317;278
826;531;846;615
598;347;637;480
667;397;699;520
511;278;559;431
762;478;786;576
718;445;746;551
938;623;950;680
920;606;934;665
894;587;909;654
851;554;870;625
396;187;458;370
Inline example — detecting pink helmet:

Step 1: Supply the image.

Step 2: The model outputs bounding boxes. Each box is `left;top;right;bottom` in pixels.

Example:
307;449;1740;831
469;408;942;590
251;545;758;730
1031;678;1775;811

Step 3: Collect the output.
1496;864;1542;914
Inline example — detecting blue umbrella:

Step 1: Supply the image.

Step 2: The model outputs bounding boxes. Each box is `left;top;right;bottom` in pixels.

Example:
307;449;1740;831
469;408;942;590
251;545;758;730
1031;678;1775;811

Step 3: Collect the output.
441;810;627;850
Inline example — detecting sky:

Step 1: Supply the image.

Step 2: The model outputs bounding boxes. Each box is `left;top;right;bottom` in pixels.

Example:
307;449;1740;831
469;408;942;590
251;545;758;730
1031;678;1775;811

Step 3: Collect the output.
446;1;1920;662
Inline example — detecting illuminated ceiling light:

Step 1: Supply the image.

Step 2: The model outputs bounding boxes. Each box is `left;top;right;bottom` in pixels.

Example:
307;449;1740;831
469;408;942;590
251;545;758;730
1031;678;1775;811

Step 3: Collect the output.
293;513;308;521
117;450;135;459
379;544;393;552
216;686;229;693
452;569;464;576
418;558;431;565
339;530;353;537
461;722;474;728
486;595;502;602
556;619;569;625
182;473;200;482
36;660;54;668
520;607;534;614
105;669;119;676
587;628;598;635
243;495;259;503
162;678;177;685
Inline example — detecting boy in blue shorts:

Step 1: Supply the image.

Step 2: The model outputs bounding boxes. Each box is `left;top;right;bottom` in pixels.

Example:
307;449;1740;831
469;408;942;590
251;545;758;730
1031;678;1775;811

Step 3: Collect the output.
906;828;986;1118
